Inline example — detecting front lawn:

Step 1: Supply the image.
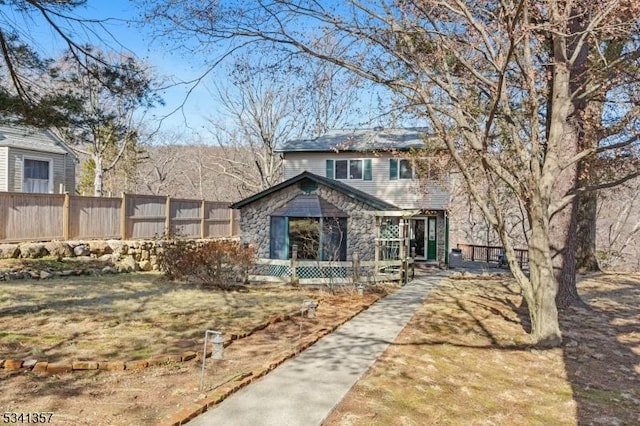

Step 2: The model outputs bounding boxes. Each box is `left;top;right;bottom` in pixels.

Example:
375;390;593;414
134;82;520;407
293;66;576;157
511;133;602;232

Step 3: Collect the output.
325;273;640;425
0;273;314;362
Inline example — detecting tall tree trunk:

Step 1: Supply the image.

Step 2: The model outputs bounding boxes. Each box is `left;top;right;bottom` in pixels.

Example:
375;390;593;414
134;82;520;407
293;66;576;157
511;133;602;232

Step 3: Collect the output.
575;188;600;272
552;6;588;308
523;205;562;346
574;39;624;273
94;155;104;197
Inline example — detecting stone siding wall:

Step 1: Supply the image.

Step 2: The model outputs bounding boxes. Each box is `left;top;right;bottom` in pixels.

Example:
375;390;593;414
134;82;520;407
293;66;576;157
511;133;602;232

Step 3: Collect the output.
238;182;378;261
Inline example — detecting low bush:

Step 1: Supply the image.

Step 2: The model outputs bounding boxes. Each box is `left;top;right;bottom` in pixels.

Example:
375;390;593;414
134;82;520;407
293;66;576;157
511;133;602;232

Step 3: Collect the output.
159;240;255;287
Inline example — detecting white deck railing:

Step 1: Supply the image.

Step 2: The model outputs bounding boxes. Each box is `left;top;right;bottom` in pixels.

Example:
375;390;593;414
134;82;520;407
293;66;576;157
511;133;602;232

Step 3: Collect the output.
248;257;414;285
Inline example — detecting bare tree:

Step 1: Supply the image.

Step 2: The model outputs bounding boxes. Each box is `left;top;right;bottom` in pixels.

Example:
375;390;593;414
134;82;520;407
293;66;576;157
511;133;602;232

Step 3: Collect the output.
596;179;640;271
205;54;361;194
53;49;161;196
135;132;185;196
135;137;250;201
143;0;640;346
574;36;640;273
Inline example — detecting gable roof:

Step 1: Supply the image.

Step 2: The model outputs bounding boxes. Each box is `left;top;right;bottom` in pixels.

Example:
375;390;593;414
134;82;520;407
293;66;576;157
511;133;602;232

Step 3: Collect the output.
271;194;348;218
231;171;399;211
0;125;76;157
276;128;427;153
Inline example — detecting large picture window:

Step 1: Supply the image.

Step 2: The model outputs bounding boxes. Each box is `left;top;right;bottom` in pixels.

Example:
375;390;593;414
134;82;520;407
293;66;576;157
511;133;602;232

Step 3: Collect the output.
289;218;321;260
270;216;347;261
23;158;51;193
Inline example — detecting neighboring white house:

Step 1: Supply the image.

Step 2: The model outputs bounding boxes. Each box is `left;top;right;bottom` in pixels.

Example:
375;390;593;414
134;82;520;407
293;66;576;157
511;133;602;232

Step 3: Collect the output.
0;125;76;194
275;128;451;263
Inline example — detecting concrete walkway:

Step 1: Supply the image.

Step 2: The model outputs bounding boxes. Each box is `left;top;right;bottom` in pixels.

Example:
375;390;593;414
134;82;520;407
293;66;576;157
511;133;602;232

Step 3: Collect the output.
188;272;447;426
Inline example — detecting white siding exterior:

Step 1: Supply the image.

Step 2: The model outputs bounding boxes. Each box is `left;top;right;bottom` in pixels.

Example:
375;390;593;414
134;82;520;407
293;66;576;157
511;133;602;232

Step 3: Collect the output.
7;148;72;193
282;152;450;210
0;126;76;194
0;147;7;191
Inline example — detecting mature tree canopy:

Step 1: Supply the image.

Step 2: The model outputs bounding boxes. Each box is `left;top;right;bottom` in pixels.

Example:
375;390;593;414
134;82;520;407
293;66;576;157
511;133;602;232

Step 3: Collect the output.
143;0;640;346
53;48;162;196
0;0;142;127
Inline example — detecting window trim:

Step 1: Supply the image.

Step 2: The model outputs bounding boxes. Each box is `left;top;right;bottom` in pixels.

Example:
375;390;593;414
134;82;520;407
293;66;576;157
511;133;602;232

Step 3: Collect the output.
390;158;414;180
326;158;372;181
22;155;53;193
336;159;363;180
269;215;347;261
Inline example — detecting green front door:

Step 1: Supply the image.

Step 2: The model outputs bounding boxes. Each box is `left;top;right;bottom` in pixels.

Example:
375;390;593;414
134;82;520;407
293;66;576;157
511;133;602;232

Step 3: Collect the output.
427;217;437;261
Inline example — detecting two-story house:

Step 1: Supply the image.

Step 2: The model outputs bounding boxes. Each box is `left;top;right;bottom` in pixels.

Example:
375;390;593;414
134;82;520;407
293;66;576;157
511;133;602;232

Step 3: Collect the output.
231;128;451;266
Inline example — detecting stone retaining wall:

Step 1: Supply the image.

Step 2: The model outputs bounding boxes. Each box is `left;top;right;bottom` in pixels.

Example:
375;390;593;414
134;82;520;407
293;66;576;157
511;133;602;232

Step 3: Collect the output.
0;238;238;275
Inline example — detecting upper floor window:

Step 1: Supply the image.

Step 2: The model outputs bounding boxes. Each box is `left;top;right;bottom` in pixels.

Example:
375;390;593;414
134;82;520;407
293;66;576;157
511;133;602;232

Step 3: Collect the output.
23;158;52;193
326;159;372;180
389;159;413;180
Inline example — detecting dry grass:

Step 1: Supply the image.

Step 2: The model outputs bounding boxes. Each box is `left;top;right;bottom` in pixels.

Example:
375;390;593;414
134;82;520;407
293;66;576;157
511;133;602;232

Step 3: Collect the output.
325;273;640;426
0;272;320;362
0;272;389;425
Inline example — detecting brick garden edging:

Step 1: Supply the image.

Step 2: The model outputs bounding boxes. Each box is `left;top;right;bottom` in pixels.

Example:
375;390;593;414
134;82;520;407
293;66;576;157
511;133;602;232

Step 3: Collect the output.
0;296;375;375
156;299;378;426
0;308;305;375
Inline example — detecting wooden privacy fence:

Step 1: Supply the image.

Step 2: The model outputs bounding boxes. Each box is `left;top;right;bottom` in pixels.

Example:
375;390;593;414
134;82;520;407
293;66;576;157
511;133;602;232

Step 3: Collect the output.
0;192;239;243
456;243;529;269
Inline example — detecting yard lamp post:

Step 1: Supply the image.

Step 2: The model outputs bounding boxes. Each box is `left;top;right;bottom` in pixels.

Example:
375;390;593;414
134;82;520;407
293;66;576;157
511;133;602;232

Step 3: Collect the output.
303;299;318;318
200;330;224;391
211;331;224;360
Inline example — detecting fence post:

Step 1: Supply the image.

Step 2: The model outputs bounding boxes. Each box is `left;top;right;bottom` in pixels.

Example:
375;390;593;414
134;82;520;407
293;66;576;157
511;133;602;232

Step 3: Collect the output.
200;200;206;239
120;192;127;240
165;196;171;237
63;193;70;240
486;246;490;263
352;251;360;284
229;209;235;237
291;244;298;284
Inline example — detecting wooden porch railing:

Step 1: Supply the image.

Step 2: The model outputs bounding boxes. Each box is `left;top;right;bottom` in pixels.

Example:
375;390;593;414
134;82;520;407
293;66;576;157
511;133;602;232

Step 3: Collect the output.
248;248;415;285
456;243;528;269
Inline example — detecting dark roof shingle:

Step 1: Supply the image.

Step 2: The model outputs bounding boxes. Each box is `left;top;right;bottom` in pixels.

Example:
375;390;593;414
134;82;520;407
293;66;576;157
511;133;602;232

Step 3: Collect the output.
231;171;399;211
276;128;427;153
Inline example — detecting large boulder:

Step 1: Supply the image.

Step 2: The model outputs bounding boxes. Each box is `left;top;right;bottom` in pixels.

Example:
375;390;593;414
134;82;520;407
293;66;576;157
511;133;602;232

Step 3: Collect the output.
0;244;20;259
89;241;113;257
44;241;73;259
73;245;90;257
138;260;153;271
106;240;128;256
118;255;139;272
98;253;118;263
19;243;48;258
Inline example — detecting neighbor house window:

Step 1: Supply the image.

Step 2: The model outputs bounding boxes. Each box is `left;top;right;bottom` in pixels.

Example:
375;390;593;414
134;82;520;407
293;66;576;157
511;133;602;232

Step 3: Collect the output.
23;158;51;193
389;159;413;180
326;159;372;180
